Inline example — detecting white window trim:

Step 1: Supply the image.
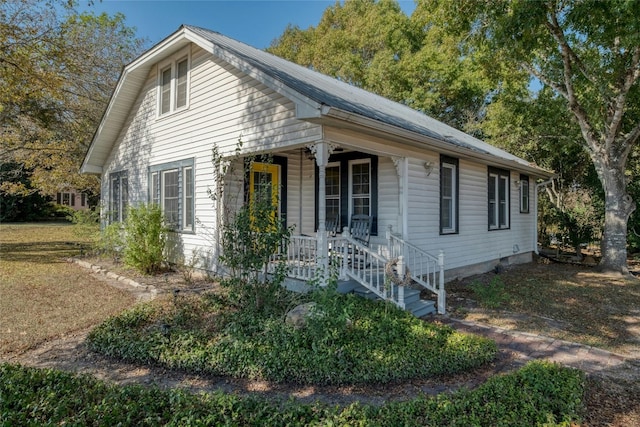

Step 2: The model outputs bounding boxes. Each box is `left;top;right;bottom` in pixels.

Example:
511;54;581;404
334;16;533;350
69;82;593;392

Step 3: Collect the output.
325;162;341;222
520;175;530;213
348;158;371;217
149;159;195;232
488;168;510;230
109;170;128;223
156;47;191;117
440;159;458;234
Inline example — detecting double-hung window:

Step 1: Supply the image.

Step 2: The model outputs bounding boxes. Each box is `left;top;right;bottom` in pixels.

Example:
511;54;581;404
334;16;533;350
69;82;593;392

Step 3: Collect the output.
325;163;341;224
149;159;194;232
158;52;189;116
488;167;510;230
315;154;378;234
519;174;530;213
440;156;459;234
109;171;128;223
350;159;371;216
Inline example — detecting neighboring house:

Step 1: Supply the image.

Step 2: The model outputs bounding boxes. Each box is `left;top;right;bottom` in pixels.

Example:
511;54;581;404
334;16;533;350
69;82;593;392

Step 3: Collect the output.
56;190;89;211
81;25;553;315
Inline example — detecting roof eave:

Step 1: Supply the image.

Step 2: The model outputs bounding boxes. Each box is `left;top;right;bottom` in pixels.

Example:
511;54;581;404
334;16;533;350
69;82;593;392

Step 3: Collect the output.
321;106;554;178
81;27;194;175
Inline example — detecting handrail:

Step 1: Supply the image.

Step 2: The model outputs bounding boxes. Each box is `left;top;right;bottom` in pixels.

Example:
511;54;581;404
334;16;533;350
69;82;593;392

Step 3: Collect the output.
331;234;408;310
387;227;446;314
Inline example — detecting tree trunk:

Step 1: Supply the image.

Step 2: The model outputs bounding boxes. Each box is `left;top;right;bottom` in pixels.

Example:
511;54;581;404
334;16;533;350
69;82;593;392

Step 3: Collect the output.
598;165;635;275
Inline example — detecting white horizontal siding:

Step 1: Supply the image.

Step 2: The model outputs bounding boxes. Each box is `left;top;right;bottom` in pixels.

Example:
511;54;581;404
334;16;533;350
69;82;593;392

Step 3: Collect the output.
101;44;322;270
406;158;535;272
101;42;537;274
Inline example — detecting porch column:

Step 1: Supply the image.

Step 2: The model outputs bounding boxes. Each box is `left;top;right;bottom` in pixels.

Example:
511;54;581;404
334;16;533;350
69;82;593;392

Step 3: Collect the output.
392;157;409;239
307;141;334;285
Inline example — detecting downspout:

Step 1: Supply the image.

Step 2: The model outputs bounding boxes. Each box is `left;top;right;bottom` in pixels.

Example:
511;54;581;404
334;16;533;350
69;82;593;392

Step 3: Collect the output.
534;178;555;255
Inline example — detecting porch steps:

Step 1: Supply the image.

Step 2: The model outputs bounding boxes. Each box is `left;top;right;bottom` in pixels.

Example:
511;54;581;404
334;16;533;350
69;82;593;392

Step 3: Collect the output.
340;279;436;318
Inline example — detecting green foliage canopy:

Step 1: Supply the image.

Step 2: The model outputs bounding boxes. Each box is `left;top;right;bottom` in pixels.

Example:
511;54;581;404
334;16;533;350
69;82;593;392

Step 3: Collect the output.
0;0;145;199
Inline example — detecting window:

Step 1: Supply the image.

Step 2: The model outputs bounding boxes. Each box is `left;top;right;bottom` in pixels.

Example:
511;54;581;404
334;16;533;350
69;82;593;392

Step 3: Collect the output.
158;54;189;116
325;163;340;224
350;159;371;216
440;156;459;234
109;171;128;223
488;167;510;230
315;153;378;234
519;174;530;213
149;159;194;231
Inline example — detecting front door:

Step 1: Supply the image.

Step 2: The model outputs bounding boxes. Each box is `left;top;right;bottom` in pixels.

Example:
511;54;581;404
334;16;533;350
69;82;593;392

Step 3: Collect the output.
249;162;280;227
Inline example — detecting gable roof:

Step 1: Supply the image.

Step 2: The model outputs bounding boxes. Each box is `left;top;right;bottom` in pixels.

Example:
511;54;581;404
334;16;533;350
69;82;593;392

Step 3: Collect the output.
82;25;551;177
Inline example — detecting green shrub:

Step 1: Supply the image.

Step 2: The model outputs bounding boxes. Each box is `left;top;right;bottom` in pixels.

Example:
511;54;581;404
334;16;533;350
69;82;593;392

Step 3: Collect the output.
0;361;584;426
122;203;168;274
68;208;100;250
470;275;510;309
89;289;498;386
95;221;125;260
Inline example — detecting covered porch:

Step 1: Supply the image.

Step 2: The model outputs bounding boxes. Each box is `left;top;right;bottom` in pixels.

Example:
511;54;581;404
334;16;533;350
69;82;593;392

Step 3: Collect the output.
219;140;446;315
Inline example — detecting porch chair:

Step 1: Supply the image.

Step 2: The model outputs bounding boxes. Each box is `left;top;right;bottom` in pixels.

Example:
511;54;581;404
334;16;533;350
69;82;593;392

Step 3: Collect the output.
335;214;372;268
325;216;340;237
349;214;372;247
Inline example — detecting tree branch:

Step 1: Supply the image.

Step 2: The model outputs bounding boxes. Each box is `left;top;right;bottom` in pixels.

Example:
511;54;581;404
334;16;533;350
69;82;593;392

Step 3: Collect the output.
542;6;600;156
606;46;640;149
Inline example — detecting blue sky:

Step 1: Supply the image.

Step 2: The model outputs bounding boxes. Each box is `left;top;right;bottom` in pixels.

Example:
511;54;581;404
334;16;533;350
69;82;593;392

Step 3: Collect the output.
80;0;417;50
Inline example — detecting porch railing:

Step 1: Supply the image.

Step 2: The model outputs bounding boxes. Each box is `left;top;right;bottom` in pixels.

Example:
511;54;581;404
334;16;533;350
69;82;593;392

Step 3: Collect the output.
387;226;445;314
329;234;410;308
269;228;445;315
268;235;318;281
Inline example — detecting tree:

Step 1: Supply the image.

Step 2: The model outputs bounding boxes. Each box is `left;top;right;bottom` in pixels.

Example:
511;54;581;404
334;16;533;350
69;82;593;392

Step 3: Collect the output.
0;0;144;201
268;0;495;134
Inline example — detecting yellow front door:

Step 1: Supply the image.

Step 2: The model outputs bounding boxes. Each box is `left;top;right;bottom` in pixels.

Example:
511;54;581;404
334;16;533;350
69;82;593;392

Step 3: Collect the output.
249;162;280;227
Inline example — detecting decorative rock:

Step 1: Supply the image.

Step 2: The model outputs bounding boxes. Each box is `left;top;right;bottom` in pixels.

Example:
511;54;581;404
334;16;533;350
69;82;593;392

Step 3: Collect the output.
285;302;321;329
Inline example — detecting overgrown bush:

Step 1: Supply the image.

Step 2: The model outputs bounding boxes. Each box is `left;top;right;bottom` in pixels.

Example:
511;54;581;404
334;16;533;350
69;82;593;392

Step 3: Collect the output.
95;221;125;261
0;361;584;426
212;145;294;313
122;203;168;274
88;289;497;386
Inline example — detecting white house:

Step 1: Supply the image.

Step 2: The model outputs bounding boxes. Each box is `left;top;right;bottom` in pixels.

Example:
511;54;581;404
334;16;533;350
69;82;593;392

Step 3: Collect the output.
81;25;552;316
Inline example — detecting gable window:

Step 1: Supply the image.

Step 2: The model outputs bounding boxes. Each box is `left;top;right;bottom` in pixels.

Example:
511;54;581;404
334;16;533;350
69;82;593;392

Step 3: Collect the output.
149;159;194;231
440;156;459;234
109;171;128;223
158;53;190;116
519;174;530;213
488;167;510;230
315;153;378;234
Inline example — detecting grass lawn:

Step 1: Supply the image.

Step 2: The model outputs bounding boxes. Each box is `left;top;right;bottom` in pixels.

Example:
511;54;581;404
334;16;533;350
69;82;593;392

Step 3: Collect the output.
1;223;638;425
0;222;134;355
447;258;640;356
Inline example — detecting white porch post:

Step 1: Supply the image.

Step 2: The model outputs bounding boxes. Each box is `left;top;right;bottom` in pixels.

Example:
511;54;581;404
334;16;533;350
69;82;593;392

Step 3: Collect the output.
391;157;409;240
307;141;333;285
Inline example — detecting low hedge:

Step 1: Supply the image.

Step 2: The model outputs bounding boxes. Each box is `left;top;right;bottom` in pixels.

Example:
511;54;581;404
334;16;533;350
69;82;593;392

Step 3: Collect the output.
0;362;584;426
88;290;497;385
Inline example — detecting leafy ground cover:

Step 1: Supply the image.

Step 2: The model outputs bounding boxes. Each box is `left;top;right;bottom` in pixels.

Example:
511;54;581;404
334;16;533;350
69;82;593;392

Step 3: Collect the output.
2;223;638;425
0;223;134;355
87;289;497;386
0;361;584;426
